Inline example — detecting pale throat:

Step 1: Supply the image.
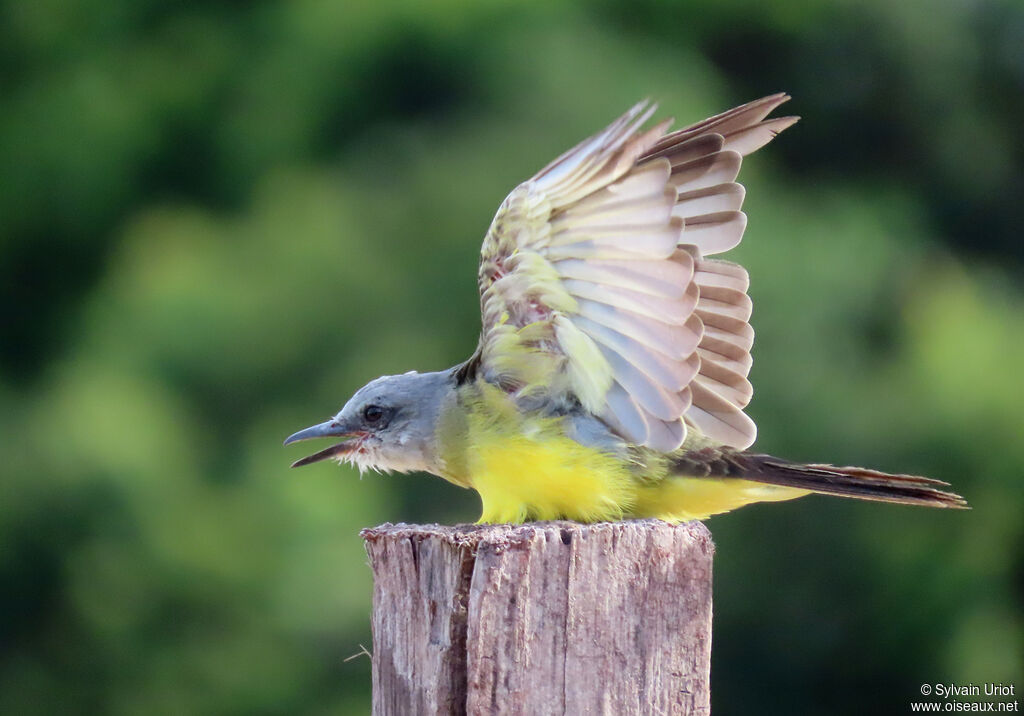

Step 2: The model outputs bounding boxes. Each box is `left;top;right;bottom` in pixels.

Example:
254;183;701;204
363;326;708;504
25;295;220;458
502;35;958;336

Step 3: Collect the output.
360;426;444;476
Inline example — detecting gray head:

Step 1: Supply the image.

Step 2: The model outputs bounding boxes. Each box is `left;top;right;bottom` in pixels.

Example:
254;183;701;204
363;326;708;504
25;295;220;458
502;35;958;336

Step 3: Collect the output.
284;370;455;475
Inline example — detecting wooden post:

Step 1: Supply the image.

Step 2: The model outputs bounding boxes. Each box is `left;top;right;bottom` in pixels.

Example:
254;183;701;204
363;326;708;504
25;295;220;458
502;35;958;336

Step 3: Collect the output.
361;520;713;715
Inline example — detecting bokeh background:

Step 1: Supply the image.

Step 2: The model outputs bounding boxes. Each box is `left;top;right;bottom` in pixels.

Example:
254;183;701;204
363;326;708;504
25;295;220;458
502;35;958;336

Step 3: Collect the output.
2;0;1023;713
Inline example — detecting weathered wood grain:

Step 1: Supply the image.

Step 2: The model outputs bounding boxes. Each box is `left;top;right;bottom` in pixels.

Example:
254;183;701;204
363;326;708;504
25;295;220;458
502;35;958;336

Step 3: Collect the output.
362;520;713;715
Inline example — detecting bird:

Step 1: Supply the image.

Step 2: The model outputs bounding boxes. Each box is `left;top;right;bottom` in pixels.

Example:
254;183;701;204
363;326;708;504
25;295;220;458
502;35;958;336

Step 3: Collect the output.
285;93;968;523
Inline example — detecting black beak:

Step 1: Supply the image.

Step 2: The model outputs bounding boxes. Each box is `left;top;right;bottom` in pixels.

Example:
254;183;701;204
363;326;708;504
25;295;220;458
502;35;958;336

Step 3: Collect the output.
284;419;361;468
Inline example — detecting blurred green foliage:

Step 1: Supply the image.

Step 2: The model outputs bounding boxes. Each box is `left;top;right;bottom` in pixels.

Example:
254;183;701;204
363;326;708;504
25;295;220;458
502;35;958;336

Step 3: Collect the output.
2;0;1022;713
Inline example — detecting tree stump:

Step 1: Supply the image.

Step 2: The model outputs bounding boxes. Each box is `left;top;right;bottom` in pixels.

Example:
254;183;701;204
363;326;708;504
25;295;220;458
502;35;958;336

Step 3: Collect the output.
361;520;713;715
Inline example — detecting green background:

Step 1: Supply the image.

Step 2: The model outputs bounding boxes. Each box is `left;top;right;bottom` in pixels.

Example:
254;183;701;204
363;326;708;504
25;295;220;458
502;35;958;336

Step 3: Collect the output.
2;1;1022;713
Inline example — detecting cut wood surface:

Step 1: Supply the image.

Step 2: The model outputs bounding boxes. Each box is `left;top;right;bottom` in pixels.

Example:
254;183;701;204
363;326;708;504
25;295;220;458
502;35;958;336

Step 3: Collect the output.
361;520;713;715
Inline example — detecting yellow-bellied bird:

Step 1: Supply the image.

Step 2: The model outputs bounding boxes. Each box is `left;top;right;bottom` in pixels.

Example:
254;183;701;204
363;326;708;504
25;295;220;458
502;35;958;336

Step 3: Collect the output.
285;94;967;523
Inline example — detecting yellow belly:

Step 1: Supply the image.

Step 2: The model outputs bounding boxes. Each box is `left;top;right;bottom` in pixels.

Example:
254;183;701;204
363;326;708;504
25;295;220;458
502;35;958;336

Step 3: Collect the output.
463;421;808;523
468;434;638;523
468;437;807;523
632;479;809;522
451;381;808;523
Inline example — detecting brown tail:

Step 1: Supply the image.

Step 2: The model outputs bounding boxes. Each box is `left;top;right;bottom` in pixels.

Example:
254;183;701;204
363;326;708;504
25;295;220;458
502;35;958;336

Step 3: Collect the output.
674;449;969;509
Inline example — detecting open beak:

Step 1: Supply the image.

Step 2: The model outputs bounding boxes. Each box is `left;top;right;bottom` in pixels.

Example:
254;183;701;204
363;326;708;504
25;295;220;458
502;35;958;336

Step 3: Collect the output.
283;419;362;468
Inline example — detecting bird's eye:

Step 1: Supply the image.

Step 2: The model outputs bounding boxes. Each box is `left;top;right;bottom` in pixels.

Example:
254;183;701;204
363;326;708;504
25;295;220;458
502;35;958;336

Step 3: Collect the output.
363;404;385;424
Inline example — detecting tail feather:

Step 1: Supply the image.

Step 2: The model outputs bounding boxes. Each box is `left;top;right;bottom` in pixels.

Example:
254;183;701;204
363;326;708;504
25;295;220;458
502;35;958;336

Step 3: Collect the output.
673;449;969;509
746;457;969;509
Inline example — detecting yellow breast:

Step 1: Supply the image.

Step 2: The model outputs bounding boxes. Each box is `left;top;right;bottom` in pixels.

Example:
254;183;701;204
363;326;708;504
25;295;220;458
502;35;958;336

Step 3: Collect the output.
440;380;808;523
468;430;638;523
450;382;635;523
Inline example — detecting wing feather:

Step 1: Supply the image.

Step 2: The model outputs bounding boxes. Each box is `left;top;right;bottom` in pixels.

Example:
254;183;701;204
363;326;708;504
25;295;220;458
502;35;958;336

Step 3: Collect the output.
552;251;693;299
685;380;758;448
601;381;650;446
693;257;750;291
574;302;702;360
582;319;700;391
554;191;677;231
679;211;748;255
668;152;742;192
685;257;758;444
472;95;795;450
547;221;682;256
673;183;746;216
644;133;724;165
647;96;779;447
647;93;796;157
598;346;691;421
723;116;801;155
645;415;687;453
563;279;699;325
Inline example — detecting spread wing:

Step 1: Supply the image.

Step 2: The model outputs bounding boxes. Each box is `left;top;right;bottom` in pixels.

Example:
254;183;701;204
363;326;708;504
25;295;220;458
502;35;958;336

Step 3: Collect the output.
466;94;798;451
